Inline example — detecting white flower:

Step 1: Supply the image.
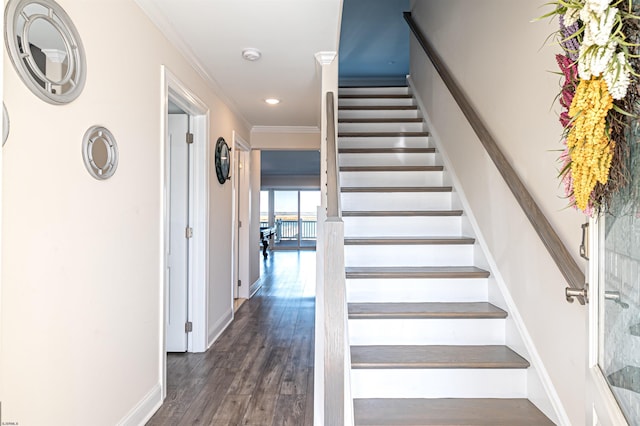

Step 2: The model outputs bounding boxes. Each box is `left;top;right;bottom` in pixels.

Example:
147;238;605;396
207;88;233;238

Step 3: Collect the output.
582;6;618;46
564;7;581;27
584;0;612;16
589;41;618;77
604;52;632;100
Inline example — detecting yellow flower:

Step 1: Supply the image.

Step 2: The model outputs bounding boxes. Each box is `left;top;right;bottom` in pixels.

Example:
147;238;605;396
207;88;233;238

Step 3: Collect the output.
566;78;614;211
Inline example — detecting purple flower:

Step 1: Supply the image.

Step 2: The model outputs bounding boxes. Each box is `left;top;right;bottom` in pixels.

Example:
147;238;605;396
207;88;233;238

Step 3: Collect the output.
559;14;581;61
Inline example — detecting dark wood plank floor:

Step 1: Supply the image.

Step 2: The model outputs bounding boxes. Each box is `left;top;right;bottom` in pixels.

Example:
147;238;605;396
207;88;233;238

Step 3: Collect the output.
148;250;316;426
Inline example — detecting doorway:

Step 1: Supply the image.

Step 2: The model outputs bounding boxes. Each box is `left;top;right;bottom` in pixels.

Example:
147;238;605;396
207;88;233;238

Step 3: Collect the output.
161;66;210;399
261;189;320;250
232;131;251;302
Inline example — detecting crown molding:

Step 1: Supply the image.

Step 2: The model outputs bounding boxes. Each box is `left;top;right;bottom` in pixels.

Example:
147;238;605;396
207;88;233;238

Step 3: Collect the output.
314;51;337;66
251;125;320;134
134;0;253;131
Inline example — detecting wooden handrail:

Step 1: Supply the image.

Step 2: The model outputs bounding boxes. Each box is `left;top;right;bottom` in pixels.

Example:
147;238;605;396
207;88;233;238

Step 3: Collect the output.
404;12;586;304
326;91;341;218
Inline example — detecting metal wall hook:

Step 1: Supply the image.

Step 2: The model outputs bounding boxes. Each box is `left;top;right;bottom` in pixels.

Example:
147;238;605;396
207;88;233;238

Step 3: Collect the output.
605;291;630;309
566;283;589;304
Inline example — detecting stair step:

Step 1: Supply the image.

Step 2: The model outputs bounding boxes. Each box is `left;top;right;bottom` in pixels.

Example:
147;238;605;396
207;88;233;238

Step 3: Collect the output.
346;266;490;279
339;147;435;154
344;237;474;245
353;398;555;425
339;132;430;137
339;105;418;111
351;345;530;369
347;278;488;304
342;186;451;193
339;94;413;99
338;118;424;123
342;210;463;217
340;165;443;172
348;302;506;319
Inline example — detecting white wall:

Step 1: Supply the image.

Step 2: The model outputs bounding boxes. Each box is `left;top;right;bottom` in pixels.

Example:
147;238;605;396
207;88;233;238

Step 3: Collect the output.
251;128;320;150
409;1;587;424
0;0;249;424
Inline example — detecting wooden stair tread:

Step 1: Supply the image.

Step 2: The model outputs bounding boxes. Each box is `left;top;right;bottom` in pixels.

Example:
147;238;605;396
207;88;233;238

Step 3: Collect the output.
353;398;555;425
338;118;424;123
342;186;452;193
339;131;430;137
345;266;490;279
339;94;413;99
342;210;463;217
340;165;443;172
339;105;418;110
344;236;475;245
348;302;507;319
339;147;435;154
351;345;530;369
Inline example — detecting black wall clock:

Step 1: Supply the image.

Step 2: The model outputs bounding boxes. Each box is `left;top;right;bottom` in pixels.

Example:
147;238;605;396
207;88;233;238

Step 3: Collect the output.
215;137;231;184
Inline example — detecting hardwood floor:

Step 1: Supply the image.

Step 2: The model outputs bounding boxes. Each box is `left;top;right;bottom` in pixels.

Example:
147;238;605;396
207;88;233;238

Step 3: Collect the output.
148;250;316;426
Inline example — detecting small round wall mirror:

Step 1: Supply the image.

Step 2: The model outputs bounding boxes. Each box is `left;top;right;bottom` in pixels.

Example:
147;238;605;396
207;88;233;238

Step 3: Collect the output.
3;103;10;146
215;137;231;184
5;0;86;104
82;126;118;180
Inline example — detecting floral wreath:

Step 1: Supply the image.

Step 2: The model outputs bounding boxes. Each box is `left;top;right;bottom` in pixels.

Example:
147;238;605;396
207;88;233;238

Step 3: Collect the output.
541;0;640;216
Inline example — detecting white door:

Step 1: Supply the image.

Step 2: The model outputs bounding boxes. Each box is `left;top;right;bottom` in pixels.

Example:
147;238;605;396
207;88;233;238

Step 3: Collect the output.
166;114;190;352
587;203;639;425
233;151;242;299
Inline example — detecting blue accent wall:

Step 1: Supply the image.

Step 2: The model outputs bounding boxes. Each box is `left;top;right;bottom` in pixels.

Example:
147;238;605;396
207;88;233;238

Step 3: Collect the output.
339;0;410;85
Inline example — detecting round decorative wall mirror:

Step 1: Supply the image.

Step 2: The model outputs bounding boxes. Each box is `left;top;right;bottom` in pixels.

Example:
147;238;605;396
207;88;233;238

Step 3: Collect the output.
3;103;10;146
4;0;87;104
215;137;231;184
82;126;118;180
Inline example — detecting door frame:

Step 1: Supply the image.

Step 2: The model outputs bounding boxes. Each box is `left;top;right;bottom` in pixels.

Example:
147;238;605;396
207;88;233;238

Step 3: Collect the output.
160;66;210;398
587;216;629;425
232;131;251;300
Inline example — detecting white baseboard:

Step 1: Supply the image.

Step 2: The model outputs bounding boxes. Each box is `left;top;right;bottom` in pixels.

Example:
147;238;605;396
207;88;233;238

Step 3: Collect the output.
116;382;162;426
408;76;569;426
207;308;233;349
249;277;262;298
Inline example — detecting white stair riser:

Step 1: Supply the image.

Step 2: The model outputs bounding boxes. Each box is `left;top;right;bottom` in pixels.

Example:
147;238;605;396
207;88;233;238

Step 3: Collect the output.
339;152;436;167
340;170;443;187
340;87;410;96
341;192;451;211
338;122;425;133
346;278;489;303
348;319;505;345
345;245;473;267
350;369;527;399
340;98;415;107
343;216;461;237
339;109;421;120
339;136;431;149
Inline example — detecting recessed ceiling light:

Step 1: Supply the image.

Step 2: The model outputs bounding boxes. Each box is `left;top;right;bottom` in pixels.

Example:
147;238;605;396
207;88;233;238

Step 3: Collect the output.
265;98;280;105
242;48;262;61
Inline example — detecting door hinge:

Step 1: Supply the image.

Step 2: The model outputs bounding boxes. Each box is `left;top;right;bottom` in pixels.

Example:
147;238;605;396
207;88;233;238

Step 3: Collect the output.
186;132;194;144
239;220;242;228
238;279;242;287
185;321;193;333
186;227;193;239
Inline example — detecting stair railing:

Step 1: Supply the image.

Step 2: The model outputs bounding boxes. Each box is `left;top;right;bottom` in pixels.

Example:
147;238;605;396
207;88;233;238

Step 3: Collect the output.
317;91;353;425
403;12;586;304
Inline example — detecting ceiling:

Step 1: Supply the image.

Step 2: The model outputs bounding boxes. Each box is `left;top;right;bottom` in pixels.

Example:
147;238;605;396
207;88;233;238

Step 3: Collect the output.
135;0;343;129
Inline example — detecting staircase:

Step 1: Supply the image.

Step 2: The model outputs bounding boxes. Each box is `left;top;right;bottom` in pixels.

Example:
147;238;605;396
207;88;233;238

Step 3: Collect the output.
337;86;555;425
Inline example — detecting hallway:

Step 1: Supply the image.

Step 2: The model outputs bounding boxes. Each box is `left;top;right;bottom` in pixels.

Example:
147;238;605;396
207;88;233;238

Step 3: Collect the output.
148;251;316;425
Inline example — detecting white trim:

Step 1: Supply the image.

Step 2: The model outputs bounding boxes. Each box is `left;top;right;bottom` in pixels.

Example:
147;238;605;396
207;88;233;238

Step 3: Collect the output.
116;383;162;426
251;125;320;134
250;277;263;298
315;51;337;65
207;308;233;348
134;0;252;132
409;76;570;425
